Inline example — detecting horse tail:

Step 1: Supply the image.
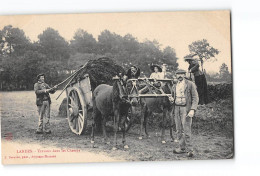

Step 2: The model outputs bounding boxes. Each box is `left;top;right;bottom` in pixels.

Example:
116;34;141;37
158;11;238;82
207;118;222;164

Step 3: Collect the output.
112;81;120;102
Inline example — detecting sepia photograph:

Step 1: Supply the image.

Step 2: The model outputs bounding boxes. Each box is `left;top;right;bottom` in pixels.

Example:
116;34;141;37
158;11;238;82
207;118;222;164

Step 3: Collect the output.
0;10;233;165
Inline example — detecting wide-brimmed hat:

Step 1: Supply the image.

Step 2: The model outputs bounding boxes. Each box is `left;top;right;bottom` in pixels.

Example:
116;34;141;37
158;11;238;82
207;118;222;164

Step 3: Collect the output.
184;56;196;62
37;73;45;80
175;69;186;74
150;64;162;72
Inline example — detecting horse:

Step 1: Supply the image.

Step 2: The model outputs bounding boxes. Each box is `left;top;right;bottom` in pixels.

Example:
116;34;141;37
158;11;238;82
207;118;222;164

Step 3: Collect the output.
91;76;138;150
138;80;175;143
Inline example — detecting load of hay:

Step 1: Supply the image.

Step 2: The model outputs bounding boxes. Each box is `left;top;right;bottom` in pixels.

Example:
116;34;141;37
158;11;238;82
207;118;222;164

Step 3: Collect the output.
58;57;125;117
75;57;125;90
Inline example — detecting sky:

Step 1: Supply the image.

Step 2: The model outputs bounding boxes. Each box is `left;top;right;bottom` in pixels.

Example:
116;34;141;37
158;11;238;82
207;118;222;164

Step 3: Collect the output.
0;11;231;73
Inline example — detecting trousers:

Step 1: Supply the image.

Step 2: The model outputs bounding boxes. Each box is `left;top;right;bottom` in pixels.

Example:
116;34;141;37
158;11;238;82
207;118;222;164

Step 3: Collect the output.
174;105;193;151
37;100;51;132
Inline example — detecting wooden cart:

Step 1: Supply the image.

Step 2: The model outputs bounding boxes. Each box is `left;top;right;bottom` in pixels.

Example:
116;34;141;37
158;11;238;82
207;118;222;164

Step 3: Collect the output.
65;73;93;135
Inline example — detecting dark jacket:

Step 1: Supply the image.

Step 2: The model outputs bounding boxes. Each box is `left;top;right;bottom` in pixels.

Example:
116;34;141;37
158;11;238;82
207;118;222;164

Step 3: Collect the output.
126;68;140;79
34;82;56;106
188;60;203;76
172;79;199;112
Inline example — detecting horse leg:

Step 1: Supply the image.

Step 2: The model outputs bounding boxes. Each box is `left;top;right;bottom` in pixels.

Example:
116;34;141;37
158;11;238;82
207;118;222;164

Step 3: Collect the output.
139;105;146;140
144;110;150;138
161;108;167;144
122;115;129;149
102;116;109;144
113;109;119;150
90;121;95;148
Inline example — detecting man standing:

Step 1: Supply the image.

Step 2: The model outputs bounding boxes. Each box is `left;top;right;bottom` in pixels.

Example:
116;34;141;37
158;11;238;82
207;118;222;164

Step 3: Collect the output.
34;73;57;134
172;69;199;157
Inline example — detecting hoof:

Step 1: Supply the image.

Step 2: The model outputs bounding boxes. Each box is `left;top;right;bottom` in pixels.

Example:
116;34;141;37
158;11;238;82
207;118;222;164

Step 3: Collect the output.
90;141;95;148
124;145;129;149
187;152;194;157
174;139;179;143
112;147;117;150
138;137;143;140
161;140;166;144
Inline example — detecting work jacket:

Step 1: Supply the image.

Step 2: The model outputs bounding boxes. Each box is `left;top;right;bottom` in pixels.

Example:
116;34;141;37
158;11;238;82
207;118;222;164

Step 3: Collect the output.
34;82;56;106
172;79;199;113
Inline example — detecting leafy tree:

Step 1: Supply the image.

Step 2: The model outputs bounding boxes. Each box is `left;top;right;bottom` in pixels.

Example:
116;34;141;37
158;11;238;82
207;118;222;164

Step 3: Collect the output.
0;25;31;56
162;46;179;72
219;63;231;81
70;29;97;54
187;39;219;71
122;34;139;54
37;27;70;62
98;30;123;54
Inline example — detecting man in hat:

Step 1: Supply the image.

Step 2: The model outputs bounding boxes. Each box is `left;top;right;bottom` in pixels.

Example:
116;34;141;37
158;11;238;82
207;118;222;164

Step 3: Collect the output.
150;64;164;80
34;73;57;134
172;69;199;157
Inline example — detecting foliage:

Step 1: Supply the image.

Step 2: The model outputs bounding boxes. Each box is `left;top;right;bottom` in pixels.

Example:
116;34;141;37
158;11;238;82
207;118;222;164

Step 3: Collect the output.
0;25;31;56
70;29;97;54
205;63;231;83
0;25;179;90
37;27;70;62
186;39;219;70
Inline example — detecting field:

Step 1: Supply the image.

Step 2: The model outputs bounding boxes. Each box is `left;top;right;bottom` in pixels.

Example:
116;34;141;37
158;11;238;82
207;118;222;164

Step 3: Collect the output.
1;91;233;162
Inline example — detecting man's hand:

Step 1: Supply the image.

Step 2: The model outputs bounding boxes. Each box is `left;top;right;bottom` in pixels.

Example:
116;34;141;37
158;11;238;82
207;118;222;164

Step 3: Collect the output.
168;96;174;104
187;110;195;118
45;89;51;93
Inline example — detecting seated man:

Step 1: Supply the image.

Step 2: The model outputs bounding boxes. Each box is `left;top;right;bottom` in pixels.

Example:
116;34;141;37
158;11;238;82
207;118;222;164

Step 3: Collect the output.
126;65;140;79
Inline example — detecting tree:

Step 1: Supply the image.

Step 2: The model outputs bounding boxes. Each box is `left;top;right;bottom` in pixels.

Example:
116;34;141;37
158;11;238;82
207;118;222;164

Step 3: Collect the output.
187;39;219;71
219;63;231;81
37;27;70;62
98;30;123;54
70;29;97;54
0;25;31;56
162;46;179;72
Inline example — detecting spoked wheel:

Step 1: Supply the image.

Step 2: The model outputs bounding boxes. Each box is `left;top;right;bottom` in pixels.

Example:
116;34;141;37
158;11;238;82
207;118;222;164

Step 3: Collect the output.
67;87;87;135
125;107;133;132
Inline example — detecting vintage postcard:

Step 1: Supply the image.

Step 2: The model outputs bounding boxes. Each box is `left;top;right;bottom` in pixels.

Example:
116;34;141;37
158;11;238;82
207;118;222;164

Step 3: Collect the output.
0;10;233;164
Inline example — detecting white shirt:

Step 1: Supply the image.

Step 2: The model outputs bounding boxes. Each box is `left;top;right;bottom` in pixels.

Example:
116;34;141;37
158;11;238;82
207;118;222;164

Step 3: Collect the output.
150;72;164;79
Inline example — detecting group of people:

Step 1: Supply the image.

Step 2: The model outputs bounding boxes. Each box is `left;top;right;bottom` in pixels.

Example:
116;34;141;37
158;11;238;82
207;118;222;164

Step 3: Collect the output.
34;56;208;157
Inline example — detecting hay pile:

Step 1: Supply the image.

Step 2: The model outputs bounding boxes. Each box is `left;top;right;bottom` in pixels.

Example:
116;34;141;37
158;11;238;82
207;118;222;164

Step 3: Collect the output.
58;57;125;117
75;57;125;90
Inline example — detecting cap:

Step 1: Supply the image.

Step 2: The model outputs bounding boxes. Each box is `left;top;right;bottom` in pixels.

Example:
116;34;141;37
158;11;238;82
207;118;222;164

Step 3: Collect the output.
175;69;186;74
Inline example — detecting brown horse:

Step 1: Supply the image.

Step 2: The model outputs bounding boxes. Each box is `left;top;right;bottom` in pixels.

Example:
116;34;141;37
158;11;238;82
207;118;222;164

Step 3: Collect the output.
91;77;137;149
139;81;175;143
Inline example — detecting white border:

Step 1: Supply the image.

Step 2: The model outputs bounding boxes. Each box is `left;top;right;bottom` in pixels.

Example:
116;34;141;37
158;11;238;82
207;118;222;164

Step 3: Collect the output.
1;0;260;175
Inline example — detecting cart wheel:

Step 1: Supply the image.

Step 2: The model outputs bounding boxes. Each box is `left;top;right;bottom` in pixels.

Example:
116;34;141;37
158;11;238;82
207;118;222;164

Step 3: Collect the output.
125;107;133;132
67;87;87;135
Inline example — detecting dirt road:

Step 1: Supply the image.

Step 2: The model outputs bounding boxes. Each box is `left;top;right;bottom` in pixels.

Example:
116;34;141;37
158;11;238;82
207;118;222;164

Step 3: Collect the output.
0;91;233;163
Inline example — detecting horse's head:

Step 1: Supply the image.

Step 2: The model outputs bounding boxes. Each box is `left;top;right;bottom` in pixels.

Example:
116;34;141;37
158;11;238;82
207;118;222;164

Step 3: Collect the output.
112;74;130;105
126;79;140;107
